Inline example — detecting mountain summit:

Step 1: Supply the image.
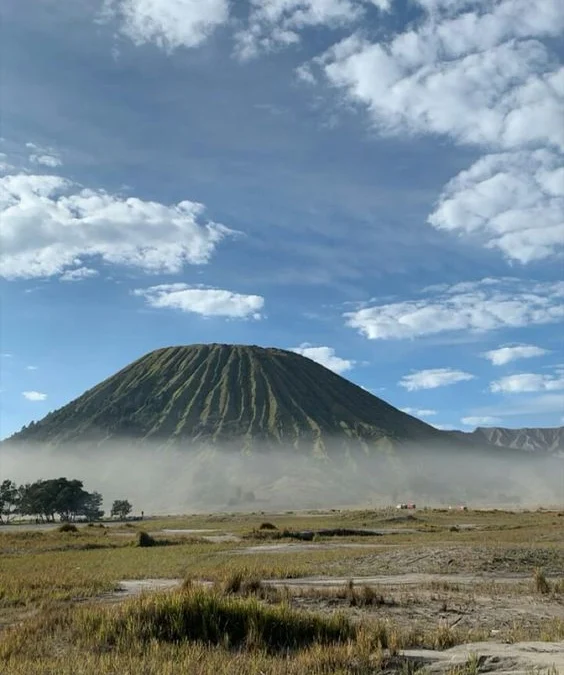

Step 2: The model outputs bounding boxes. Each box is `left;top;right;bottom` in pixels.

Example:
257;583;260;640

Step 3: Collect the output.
10;343;443;452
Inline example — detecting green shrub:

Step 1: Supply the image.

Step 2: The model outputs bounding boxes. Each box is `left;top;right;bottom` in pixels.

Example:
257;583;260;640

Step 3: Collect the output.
58;523;78;533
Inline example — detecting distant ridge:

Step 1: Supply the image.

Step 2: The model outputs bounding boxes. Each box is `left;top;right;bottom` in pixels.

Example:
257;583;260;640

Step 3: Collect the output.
8;343;447;454
470;426;564;456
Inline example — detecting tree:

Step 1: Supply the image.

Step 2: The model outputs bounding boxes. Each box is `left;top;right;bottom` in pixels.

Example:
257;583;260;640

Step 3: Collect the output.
0;480;20;523
79;491;104;521
18;478;101;522
111;499;132;520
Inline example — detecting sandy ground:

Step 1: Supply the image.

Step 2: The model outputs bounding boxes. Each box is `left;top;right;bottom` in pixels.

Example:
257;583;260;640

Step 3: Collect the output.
266;572;541;587
236;542;395;553
402;642;564;674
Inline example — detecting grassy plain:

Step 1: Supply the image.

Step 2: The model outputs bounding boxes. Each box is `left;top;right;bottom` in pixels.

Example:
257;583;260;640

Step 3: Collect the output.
0;507;563;674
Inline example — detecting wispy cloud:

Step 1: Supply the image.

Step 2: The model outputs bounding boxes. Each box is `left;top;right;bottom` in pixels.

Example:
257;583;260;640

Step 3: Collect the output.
399;368;475;391
461;415;502;427
26;142;62;168
133;284;264;319
401;407;437;417
234;0;380;60
490;370;564;393
482;344;549;366
22;390;47;401
291;343;355;374
60;267;99;282
344;279;564;340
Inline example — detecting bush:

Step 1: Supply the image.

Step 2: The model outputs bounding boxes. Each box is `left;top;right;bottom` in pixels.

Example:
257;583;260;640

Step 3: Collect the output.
259;522;277;530
137;531;156;548
58;523;78;533
82;587;354;652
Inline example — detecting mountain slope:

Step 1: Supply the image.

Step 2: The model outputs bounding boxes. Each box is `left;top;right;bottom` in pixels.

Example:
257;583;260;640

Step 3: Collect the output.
8;344;446;452
471;426;564;456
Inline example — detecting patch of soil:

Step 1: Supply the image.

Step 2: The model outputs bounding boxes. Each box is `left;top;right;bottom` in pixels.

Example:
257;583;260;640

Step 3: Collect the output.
402;641;564;674
322;545;564;576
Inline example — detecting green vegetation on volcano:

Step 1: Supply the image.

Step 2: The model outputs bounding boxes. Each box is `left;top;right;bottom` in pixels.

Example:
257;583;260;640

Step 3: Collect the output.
9;344;444;451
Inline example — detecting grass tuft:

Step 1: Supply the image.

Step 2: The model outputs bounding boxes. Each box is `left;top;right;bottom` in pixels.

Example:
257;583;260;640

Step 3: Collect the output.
533;568;551;594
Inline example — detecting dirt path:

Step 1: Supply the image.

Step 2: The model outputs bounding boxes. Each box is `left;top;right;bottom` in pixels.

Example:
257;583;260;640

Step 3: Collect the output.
402;641;564;674
265;572;540;587
236;542;397;554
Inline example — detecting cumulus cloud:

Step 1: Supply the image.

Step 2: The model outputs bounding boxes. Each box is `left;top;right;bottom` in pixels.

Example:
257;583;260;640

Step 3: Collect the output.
290;343;355;374
22;391;47;401
399;368;475;391
490;370;564;393
102;0;229;51
134;284;265;319
305;0;564;261
0;173;233;279
344;278;564;340
401;407;437;417
428;150;564;263
482;344;549;366
461;415;502;426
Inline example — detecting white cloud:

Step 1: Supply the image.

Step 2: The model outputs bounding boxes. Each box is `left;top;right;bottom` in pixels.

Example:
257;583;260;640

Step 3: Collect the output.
103;0;229;51
344;278;564;340
22;391;47;401
399;368;475;391
472;393;564;418
482;344;549;366
134;284;264;319
461;415;502;427
401;407;437;417
60;267;99;282
26;142;62;168
0;173;233;279
235;0;370;60
26;366;38;371
314;5;564;151
428;150;564;263
291;343;355;374
490;371;564;393
305;0;564;262
0;153;16;174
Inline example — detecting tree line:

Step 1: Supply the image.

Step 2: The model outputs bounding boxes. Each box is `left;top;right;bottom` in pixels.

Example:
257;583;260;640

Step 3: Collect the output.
0;478;132;523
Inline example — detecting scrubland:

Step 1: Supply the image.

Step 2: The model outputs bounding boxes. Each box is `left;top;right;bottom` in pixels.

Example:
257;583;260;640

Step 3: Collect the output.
1;507;563;674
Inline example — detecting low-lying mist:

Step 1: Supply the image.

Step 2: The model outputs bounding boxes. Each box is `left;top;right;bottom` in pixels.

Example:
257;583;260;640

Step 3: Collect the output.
1;439;562;515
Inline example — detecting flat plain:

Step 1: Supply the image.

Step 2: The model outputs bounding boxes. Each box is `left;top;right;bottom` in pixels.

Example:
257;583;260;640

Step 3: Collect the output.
1;507;563;674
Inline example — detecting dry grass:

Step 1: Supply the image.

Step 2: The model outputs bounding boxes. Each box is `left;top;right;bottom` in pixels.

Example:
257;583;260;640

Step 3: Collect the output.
0;507;562;673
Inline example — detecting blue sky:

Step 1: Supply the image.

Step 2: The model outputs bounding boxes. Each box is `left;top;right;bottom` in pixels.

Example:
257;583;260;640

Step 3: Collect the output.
1;0;563;438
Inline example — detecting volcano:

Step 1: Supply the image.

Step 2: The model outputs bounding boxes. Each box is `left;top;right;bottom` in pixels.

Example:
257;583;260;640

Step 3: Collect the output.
8;343;446;454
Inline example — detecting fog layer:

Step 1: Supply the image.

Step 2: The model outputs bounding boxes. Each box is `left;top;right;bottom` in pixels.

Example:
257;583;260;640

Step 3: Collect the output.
1;440;562;514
